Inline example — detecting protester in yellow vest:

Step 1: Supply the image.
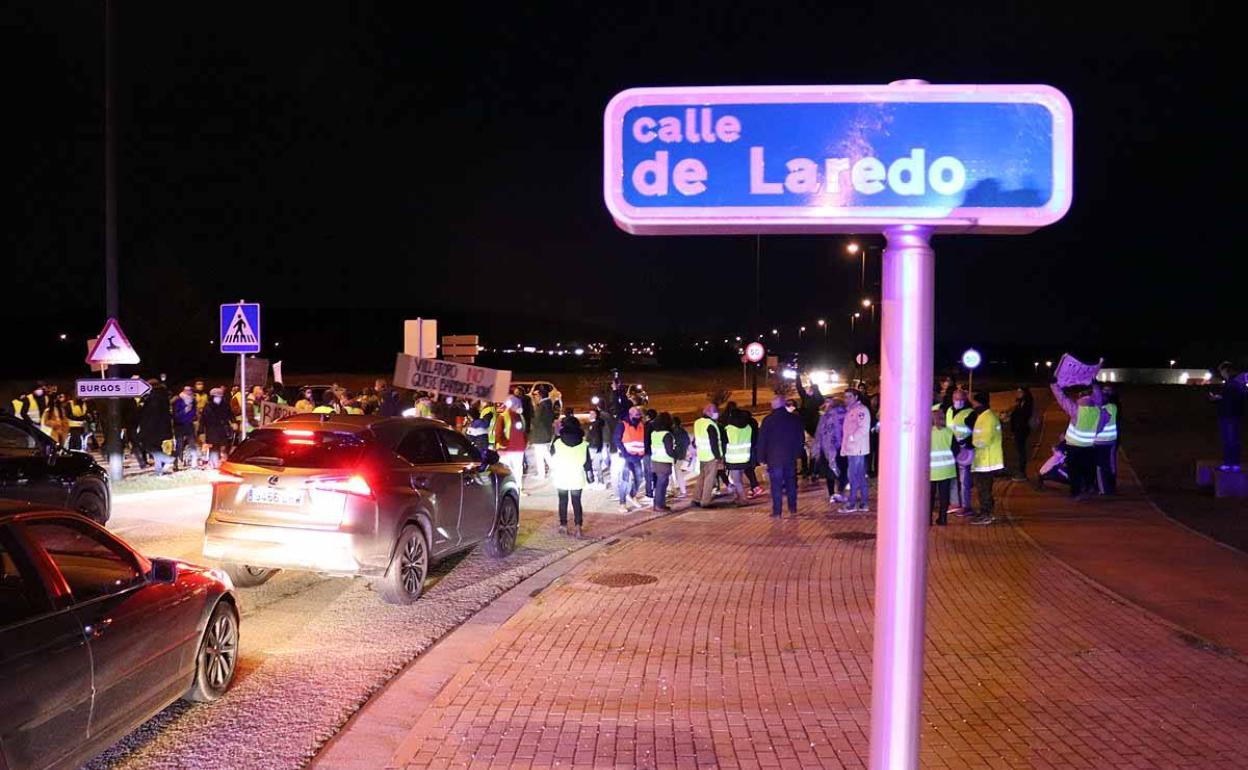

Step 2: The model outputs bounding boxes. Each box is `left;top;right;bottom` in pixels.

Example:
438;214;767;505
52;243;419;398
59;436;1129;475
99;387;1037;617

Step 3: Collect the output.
550;416;591;538
945;389;975;516
648;413;677;513
1049;380;1107;500
1093;387;1119;495
968;391;1003;525
692;404;725;508
930;410;957;526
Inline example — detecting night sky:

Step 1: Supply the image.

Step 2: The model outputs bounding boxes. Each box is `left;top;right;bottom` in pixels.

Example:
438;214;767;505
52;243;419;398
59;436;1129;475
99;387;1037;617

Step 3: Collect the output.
6;1;1238;377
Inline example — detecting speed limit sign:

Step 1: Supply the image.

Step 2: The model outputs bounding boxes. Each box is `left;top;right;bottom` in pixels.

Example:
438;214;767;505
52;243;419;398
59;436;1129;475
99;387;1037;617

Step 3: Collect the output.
856;353;869;366
746;342;766;363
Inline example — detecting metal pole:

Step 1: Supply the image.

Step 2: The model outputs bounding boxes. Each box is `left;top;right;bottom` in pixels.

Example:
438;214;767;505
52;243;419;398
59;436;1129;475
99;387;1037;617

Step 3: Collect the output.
751;362;758;408
103;0;123;482
870;224;934;770
968;367;974;395
239;353;247;441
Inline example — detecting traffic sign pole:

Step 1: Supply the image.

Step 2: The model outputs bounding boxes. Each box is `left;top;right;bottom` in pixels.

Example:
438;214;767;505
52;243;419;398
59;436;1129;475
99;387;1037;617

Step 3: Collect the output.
871;224;934;770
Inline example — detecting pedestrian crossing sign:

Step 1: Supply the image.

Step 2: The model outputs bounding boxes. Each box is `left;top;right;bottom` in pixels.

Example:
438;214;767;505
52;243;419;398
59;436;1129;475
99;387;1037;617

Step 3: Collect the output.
220;302;262;354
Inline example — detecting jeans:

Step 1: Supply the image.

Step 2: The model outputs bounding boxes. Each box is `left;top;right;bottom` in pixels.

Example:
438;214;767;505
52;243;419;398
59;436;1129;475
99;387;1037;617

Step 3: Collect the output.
653;462;672;508
591;447;611;485
835;454;848;494
954;463;973;510
1220;416;1242;468
1094;443;1117;494
618;454;643;504
974;471;995;516
673;460;688;495
67;427;85;451
175;424;199;468
557;489;583;526
697;458;721;506
641;455;654;497
847;455;869;509
768;463;798;516
147;445;173;476
931;479;952;524
727;469;746;502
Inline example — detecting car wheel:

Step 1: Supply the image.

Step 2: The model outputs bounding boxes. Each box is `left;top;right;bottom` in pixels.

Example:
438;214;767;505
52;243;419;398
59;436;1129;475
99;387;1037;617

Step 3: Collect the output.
184;600;240;702
376;524;428;605
484;495;519;558
70;488;108;525
222;563;278;588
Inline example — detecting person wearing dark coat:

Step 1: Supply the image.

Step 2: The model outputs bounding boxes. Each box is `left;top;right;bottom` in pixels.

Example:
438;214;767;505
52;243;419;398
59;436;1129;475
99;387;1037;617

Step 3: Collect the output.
137;381;175;475
757;395;807;517
1008;387;1035;479
378;386;403;418
529;387;557;481
201;387;235;468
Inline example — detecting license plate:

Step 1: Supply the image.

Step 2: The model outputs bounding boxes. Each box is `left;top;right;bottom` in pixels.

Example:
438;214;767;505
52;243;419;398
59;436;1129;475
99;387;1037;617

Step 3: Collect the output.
246;487;305;506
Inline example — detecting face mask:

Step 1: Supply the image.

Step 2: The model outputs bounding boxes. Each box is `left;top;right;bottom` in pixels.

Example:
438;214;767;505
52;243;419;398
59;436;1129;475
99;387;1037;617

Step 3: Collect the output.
183;393;193;402
34;389;44;397
710;411;720;420
786;406;796;413
953;400;965;408
212;397;222;404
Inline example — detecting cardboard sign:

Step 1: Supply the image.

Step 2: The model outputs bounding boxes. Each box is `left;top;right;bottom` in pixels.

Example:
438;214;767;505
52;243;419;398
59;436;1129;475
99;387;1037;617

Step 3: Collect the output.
234;357;270;387
404;319;438;358
393;353;510;403
1055;353;1103;387
259;400;298;426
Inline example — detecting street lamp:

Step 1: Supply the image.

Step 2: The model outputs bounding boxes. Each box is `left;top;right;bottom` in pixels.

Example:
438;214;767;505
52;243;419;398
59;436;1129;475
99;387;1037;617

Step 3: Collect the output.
771;328;778;337
862;297;876;325
799;325;806;341
1169;359;1177;368
817;318;826;341
847;241;867;290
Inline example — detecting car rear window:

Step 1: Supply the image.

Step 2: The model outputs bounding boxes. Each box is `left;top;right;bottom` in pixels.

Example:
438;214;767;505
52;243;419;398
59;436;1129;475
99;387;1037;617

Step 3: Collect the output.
229;429;368;469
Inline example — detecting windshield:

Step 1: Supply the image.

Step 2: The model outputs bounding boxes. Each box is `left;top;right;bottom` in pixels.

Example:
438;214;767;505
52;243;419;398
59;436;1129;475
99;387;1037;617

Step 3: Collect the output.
228;429;367;469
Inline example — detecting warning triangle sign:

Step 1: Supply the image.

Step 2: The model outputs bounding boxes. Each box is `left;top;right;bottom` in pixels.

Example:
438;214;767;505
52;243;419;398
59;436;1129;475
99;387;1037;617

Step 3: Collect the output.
222;305;258;346
85;318;140;366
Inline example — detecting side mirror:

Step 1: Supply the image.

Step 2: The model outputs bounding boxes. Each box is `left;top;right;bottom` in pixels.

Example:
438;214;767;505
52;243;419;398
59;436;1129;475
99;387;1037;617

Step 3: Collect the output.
481;449;500;468
150;557;179;584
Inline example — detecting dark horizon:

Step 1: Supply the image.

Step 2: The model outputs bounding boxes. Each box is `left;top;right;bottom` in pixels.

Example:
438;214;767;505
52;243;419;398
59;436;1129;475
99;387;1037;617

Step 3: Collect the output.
7;2;1241;377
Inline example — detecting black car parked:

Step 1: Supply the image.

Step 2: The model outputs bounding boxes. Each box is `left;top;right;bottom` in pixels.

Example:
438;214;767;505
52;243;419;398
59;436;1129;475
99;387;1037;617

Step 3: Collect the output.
0;503;239;770
0;415;110;525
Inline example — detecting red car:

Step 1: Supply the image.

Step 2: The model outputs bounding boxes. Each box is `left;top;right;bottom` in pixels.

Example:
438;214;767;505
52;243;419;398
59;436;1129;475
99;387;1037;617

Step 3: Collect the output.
0;502;239;770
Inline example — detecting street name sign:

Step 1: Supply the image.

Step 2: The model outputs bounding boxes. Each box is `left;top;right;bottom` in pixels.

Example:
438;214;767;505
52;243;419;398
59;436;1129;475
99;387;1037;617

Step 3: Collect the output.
77;378;151;399
220;302;262;354
604;84;1072;235
393;353;511;403
85;318;140;367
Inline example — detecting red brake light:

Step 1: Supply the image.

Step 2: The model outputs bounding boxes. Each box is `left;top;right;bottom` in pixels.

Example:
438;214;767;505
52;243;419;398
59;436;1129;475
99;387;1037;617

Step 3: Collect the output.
208;469;244;484
282;429;314;437
288;439;315;445
314;475;373;498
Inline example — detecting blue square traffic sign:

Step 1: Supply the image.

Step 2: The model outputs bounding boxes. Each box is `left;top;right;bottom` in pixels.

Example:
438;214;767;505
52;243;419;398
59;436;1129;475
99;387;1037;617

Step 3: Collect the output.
220;302;261;354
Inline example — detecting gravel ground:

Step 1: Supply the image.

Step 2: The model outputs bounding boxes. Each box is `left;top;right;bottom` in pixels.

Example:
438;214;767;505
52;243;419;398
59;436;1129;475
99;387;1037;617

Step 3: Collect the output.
86;482;661;770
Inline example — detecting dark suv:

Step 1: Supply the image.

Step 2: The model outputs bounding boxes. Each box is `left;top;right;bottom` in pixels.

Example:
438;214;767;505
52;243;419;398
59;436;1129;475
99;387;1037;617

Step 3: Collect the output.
0;416;110;525
203;415;520;604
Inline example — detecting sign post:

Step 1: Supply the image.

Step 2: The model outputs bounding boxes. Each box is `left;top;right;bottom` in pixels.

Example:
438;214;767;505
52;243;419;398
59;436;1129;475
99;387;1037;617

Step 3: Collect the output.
221;302;262;440
85;318;141;482
961;348;982;393
604;80;1073;769
745;342;765;407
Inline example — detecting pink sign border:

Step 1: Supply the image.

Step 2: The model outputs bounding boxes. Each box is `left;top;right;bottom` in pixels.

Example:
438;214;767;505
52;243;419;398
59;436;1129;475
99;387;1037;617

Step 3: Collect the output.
603;84;1073;235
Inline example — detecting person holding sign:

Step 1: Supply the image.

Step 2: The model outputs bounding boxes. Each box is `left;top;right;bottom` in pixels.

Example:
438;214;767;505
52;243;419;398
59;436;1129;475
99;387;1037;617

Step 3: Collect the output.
1049;381;1107;500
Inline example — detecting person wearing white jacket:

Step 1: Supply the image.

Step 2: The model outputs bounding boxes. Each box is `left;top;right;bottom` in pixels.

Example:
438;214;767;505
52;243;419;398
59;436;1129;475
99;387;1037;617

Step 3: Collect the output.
840;389;872;513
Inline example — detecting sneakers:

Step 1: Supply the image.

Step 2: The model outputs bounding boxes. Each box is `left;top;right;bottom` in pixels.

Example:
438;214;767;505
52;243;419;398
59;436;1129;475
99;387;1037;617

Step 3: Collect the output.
557;525;568;535
575;525;584;539
617;504;630;514
970;514;996;525
954;508;975;518
626;498;644;511
831;493;846;503
838;505;857;514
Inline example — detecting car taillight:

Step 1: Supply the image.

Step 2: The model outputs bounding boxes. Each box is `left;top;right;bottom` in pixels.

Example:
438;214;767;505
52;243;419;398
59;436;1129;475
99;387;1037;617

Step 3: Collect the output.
314;475;373;498
208;469;244;484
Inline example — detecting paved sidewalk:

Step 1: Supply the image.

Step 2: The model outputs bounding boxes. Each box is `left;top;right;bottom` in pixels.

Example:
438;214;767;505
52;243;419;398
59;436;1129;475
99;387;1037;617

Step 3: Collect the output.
320;473;1248;769
1006;399;1248;654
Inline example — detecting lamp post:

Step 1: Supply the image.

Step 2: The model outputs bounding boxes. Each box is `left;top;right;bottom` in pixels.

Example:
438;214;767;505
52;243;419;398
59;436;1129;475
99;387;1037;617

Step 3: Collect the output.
863;297;875;325
799;325;806;343
848;241;866;291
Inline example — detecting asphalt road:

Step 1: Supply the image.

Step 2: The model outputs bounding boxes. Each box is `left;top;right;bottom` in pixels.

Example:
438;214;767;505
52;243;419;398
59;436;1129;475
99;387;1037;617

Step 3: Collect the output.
85;483;649;770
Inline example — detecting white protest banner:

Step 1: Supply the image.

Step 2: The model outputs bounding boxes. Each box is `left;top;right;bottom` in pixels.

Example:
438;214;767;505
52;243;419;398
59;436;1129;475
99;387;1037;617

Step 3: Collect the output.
260;400;298;426
273;360;284;385
393;353;511;403
1055;353;1103;387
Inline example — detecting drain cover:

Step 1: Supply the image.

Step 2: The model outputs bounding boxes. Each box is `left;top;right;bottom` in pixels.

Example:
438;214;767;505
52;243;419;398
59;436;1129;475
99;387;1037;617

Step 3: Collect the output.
832;531;876;542
588;572;658;588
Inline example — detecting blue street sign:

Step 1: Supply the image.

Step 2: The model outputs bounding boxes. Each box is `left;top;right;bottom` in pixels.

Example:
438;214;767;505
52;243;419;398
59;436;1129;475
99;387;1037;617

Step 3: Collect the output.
605;84;1072;235
220;302;261;354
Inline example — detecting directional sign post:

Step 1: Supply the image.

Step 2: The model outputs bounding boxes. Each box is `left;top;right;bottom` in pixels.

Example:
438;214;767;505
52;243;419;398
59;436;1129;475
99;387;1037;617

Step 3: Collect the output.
77;379;152;399
605;81;1073;770
221;302;262;440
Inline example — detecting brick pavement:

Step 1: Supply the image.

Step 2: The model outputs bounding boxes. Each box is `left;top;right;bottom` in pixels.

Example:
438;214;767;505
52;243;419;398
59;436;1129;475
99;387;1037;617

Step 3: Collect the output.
378;476;1248;769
